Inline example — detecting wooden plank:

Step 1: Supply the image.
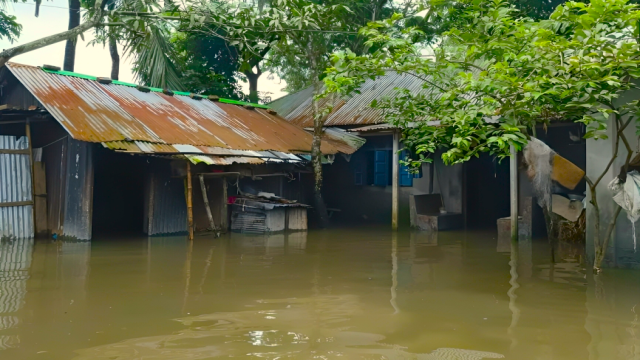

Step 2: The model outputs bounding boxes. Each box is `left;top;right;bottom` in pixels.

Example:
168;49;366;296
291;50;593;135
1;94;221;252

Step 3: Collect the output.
199;174;217;231
0;149;29;155
0;201;33;207
34;162;48;237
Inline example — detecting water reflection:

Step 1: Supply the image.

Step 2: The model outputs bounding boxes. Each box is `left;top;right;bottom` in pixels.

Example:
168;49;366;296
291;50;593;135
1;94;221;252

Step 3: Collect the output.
0;238;32;350
0;231;640;359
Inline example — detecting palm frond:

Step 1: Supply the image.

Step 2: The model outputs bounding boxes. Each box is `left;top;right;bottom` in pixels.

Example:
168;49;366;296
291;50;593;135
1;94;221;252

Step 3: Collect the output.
126;25;184;90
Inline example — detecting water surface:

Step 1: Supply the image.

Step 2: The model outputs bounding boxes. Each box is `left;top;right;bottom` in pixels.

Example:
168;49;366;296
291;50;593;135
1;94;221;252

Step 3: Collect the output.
1;229;639;359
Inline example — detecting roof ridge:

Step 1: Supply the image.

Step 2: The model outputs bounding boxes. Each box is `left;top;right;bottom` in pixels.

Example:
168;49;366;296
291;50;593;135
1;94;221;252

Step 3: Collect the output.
6;62;269;109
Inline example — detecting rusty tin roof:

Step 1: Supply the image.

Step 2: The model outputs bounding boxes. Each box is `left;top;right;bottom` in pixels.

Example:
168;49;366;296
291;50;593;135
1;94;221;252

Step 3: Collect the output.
6;63;347;155
269;72;431;127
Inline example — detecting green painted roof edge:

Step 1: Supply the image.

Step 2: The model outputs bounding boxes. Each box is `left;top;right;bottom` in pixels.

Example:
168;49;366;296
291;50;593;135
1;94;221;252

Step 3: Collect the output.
41;67;269;109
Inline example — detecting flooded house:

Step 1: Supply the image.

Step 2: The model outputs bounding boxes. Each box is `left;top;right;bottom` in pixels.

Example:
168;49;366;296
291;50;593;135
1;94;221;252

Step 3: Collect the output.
270;73;587;237
0;63;360;241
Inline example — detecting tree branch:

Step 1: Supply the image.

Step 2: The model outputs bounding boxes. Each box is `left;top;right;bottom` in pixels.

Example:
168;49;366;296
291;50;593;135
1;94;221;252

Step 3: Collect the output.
592;113;622;188
0;0;105;67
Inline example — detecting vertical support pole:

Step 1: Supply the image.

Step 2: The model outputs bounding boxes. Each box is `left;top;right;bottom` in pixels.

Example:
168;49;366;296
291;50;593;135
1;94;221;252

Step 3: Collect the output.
390;231;399;314
510;144;518;241
221;178;228;232
147;173;155;236
392;130;400;230
25;119;36;237
186;161;194;240
428;162;434;194
199;174;216;232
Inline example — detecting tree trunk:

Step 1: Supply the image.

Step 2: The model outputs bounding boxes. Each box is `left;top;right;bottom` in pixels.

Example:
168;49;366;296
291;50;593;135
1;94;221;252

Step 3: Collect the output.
109;36;120;80
63;0;81;71
590;112;634;273
245;71;260;103
0;0;104;67
310;81;332;228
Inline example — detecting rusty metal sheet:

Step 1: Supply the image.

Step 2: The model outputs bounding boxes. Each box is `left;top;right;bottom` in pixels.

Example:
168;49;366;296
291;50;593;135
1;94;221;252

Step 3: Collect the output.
270;72;435;127
102;141;307;165
321;128;366;155
7;63;340;154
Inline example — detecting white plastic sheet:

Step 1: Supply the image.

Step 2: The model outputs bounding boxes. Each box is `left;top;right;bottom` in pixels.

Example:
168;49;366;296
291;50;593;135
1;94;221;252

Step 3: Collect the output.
608;170;640;251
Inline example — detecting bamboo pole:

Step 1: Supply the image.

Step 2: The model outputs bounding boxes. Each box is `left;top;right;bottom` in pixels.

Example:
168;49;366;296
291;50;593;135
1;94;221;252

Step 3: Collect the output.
392;130;399;230
198;174;216;232
510;145;518;241
26;119;36;238
186;161;194;240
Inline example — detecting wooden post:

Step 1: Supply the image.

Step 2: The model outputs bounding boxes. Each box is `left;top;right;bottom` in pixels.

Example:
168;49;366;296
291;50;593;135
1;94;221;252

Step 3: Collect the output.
25;119;36;237
392;130;399;230
186;161;194;240
221;178;228;231
198;174;216;232
510;144;518;241
147;174;155;236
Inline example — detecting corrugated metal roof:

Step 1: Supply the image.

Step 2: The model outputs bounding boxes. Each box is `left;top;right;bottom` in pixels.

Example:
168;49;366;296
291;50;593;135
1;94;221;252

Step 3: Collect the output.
318;128;366;154
269;72;433;127
6;63;344;155
348;124;396;133
102;140;306;165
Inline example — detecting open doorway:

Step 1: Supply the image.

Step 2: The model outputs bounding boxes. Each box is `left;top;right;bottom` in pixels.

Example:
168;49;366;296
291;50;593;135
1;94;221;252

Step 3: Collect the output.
92;148;147;236
465;154;510;229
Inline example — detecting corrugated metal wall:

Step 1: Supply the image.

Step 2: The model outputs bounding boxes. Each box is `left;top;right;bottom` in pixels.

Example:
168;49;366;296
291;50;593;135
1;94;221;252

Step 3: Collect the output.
44;137;67;235
145;169;187;236
0;136;33;239
62;139;94;240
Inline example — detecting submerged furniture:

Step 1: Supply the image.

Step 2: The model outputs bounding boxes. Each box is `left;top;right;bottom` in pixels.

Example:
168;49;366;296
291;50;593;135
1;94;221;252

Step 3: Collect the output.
410;194;463;231
231;198;308;233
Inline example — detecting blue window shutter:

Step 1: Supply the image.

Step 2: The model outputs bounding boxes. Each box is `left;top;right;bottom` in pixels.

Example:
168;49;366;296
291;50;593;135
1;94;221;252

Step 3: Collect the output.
399;150;413;187
373;150;388;186
400;165;413;186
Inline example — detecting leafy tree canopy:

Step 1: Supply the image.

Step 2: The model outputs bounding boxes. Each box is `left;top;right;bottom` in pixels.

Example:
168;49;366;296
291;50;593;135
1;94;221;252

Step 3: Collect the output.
323;0;640;271
171;31;246;99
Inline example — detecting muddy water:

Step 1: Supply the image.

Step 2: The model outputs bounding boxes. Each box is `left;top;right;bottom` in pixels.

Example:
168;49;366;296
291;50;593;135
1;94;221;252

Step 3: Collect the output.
1;229;639;359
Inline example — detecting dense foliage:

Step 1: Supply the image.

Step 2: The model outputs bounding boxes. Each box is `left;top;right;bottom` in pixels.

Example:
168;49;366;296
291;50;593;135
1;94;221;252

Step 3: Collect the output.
171;31;246;99
323;0;640;270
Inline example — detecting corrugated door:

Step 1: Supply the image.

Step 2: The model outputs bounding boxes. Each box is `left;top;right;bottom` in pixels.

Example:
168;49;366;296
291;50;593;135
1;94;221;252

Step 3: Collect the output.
44;137;67;236
0;136;33;239
62;139;94;240
147;170;188;236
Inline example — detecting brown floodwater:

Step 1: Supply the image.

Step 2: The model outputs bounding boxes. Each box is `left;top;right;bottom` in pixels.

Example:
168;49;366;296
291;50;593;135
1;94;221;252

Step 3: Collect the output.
1;228;639;359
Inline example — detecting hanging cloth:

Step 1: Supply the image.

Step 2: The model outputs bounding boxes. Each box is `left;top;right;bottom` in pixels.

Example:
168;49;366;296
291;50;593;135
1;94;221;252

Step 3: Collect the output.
608;170;640;252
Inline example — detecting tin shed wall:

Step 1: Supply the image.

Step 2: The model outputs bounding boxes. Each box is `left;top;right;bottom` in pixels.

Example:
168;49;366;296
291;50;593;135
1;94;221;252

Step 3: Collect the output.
43;137;67;235
61;139;94;240
0;136;33;239
146;169;188;236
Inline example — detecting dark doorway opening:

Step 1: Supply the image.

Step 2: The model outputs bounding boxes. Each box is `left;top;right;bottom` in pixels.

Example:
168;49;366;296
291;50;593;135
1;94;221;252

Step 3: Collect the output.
92;148;147;236
465;154;510;229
